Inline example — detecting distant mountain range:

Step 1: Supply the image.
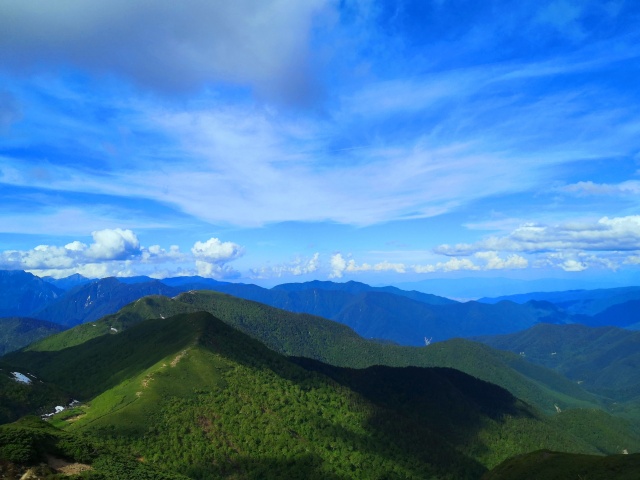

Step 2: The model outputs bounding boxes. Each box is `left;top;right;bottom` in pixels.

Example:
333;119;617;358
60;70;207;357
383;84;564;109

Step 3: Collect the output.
0;270;63;318
3;271;640;478
1;270;639;355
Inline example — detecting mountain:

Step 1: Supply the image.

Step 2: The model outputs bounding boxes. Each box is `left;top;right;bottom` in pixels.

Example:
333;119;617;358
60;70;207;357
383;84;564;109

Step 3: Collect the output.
22;292;604;415
330;295;574;344
0;270;64;318
159;279;574;344
0;317;65;356
32;277;180;327
42;273;92;291
395;277;621;300
0;360;70;424
3;311;637;479
479;286;640;317
482;450;640;480
0;272;579;342
475;323;640;402
590;299;640;329
0;415;190;479
273;280;457;305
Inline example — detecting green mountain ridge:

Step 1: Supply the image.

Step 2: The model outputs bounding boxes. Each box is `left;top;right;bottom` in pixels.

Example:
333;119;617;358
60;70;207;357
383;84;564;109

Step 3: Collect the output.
475;323;640;403
3;311;636;479
17;292;608;416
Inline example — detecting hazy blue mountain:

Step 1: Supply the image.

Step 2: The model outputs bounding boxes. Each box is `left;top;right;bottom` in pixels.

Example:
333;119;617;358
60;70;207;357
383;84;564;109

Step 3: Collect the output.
33;277;180;327
331;295;574;345
158;279;570;344
589;300;640;328
115;275;155;284
0;270;64;318
479;286;640;316
273;279;457;305
396;277;623;300
42;273;91;291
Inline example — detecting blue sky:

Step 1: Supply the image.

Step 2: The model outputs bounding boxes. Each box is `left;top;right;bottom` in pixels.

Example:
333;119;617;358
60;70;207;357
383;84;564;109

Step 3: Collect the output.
1;0;640;288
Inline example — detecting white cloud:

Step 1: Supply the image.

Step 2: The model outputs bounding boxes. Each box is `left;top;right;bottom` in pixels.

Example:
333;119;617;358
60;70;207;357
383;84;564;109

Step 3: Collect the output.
329;253;408;279
560;259;587;272
435;216;640;255
413;258;481;273
141;245;184;263
194;260;240;280
329;253;347;279
87;228;140;260
0;230;243;279
189;237;244;279
474;251;528;270
251;253;320;279
560;180;640;196
191;238;243;263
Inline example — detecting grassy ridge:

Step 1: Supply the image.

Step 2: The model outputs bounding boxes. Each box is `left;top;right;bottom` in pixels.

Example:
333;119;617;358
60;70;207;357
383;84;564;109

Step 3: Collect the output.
30;312;619;478
3;310;640;478
19;292;605;415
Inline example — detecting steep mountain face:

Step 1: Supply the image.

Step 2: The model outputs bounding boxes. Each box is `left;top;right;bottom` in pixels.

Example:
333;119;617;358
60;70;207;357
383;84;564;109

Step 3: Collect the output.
3;311;632;479
0;318;64;356
0;270;63;317
32;277;180;327
475;323;640;401
42;273;91;291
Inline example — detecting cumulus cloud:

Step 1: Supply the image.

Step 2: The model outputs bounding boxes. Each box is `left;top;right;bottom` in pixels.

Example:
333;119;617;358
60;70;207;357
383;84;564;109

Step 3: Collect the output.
190;238;244;279
86;228;140;260
413;258;481;273
0;0;329;104
330;251;530;278
251;253;320;279
191;238;243;263
0;230;243;279
435;216;640;255
329;253;348;279
474;251;528;270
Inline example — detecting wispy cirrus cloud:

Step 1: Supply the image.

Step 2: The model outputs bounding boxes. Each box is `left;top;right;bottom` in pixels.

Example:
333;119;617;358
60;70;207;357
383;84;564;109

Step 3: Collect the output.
559;180;640;196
